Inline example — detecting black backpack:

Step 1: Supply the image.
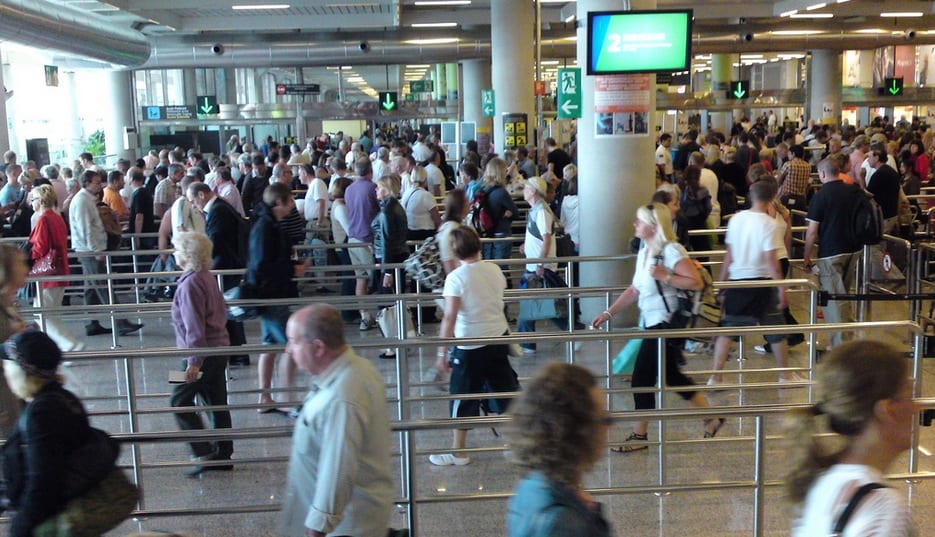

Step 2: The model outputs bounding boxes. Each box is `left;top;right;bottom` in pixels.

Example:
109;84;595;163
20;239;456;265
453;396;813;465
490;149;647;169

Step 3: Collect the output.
718;181;739;221
847;187;884;246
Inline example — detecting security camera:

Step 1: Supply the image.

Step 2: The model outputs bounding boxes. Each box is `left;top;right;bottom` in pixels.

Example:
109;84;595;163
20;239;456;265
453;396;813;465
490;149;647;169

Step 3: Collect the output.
358;41;370;52
904;30;916;41
211;44;225;55
739;33;754;43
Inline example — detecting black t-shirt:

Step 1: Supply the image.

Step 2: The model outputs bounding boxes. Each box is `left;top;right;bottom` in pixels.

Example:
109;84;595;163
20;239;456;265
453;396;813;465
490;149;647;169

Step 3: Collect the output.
547;148;571;175
129;187;156;234
674;142;700;171
717;162;748;197
485;185;517;235
806;180;861;258
867;164;900;219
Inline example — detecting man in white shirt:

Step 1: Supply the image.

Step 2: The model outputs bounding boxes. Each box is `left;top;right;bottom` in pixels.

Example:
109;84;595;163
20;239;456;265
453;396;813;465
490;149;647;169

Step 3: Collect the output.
69;170;142;336
371;146;389;181
279;305;392;537
411;134;434;163
655;133;674;182
423;150;445;197
300;164;329;228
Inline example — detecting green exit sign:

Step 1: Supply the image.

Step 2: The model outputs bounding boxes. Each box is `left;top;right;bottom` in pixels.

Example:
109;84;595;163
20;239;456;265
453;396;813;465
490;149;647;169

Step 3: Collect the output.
379;91;398;111
409;80;434;93
727;80;749;100
880;77;904;96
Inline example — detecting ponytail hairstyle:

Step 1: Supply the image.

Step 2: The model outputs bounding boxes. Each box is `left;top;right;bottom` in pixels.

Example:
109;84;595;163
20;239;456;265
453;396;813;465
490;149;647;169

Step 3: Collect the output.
784;340;909;504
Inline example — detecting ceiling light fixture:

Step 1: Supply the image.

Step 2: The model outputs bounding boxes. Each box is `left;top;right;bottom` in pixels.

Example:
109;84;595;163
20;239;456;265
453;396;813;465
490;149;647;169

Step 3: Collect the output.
414;1;470;5
780;10;798;17
806;3;826;10
880;12;923;18
411;22;457;27
232;4;291;10
791;13;833;18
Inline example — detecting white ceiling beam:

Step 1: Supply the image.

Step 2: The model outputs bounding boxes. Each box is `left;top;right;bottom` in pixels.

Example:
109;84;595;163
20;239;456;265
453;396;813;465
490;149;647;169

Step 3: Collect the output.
117;0;394;9
170;13;397;32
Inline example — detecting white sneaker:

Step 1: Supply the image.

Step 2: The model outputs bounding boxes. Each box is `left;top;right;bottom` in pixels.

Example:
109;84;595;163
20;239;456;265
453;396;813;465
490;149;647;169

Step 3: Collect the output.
429;453;471;466
779;373;808;384
707;376;727;391
753;345;767;354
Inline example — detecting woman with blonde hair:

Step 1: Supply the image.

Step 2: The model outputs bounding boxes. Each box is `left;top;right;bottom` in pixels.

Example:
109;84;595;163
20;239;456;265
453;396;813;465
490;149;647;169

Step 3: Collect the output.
27;185;82;352
478;157;518;265
402;166;441;242
169;231;233;476
785;340;917;536
592;203;722;452
507;363;611;536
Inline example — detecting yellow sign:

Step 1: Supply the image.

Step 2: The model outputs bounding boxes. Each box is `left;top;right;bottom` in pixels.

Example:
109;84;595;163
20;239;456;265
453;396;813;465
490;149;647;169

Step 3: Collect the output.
504;122;515;134
505;135;516;147
516;135;527;146
516;122;526;134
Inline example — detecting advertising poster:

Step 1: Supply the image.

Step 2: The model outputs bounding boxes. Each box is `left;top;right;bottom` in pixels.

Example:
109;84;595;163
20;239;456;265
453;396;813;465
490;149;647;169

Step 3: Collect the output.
843;50;861;87
920;45;935;86
894;45;916;85
593;74;650;137
872;46;895;89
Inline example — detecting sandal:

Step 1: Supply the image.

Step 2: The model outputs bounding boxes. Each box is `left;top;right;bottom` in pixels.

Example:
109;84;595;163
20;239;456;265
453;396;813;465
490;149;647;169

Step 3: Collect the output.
611;432;648;453
704;418;725;438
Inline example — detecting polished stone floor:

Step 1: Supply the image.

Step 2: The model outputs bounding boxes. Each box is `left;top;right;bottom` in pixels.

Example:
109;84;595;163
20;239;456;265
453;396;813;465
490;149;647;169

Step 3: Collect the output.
3;287;934;537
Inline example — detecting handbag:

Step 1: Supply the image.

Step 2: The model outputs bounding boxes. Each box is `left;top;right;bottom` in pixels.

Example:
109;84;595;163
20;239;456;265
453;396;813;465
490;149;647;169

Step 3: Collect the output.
613;338;643;375
518;270;567;322
33;468;139;537
224;282;259;321
29;249;56;277
376;304;416;338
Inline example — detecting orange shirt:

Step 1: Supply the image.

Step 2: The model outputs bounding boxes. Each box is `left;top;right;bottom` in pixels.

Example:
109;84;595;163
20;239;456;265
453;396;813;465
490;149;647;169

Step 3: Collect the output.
102;186;129;220
838;172;854;185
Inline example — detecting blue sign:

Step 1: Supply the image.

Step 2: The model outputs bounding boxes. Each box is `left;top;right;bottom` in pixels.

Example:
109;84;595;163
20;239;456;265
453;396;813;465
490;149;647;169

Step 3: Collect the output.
145;106;163;120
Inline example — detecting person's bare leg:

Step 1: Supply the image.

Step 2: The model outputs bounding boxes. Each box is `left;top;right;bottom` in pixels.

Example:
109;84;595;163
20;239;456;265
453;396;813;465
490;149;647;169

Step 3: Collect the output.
709;336;732;383
356;278;370;321
278;354;297;403
771;340;794;380
632;420;649;436
451;429;469;460
257;352;276;406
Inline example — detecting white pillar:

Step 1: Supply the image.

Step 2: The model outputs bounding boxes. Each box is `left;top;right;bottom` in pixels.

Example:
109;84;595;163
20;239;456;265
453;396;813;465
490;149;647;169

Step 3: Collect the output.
445;63;458;100
461;59;492;141
0;45;9;153
577;0;656;325
491;0;534;154
183;68;198;107
104;70;135;163
63;71;83;160
808;50;842;126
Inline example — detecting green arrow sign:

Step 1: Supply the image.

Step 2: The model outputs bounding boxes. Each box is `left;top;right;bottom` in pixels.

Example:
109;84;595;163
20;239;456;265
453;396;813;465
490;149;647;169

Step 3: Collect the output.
727;80;749;100
482;89;495;117
379;91;398;111
885;77;903;96
197;95;218;116
557;68;581;119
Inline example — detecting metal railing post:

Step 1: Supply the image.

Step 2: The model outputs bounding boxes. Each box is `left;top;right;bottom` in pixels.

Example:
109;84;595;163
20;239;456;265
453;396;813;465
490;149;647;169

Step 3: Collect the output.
752;415;765;537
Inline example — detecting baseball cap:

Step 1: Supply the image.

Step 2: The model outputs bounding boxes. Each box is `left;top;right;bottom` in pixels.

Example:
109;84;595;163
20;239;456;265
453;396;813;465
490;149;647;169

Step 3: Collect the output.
521;176;548;197
1;330;62;379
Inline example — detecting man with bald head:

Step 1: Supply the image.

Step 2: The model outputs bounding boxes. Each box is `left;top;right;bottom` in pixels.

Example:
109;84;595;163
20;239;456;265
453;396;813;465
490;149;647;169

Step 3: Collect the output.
278;305;392;537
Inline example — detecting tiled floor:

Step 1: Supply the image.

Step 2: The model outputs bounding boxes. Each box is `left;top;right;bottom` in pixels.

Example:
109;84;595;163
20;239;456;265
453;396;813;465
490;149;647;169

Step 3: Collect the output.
6;288;935;537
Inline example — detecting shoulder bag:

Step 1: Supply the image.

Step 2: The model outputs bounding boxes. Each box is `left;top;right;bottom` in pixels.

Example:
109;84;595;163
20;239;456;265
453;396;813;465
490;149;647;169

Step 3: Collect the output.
29;249;56;277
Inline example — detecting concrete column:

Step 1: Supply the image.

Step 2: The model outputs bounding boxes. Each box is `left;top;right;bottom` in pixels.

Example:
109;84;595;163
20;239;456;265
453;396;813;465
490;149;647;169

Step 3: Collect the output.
63;71;83;160
491;0;535;154
222;68;237;104
434;64;447;101
808;50;842;126
461;58;492;137
445;63;459;100
577;0;656;325
0;45;9;153
182;68;198;107
104;70;135;163
710;53;735;135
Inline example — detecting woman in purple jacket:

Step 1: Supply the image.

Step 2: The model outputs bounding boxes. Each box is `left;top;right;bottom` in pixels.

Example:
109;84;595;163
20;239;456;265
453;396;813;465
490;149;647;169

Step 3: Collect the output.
170;231;234;477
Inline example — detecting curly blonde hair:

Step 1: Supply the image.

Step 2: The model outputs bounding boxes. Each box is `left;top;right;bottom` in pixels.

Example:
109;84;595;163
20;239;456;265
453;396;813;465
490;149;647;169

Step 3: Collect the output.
172;231;214;272
509;363;603;488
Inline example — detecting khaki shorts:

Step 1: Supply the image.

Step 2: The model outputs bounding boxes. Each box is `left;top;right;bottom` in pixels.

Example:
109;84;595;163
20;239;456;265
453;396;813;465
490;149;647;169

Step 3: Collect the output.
347;238;374;280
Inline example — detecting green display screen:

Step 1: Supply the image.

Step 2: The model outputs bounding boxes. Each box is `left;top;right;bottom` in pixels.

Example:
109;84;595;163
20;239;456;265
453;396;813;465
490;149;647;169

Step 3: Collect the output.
587;10;692;75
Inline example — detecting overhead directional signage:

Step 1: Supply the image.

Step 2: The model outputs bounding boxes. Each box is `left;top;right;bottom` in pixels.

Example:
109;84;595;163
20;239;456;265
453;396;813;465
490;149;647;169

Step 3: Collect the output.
882;77;904;96
727;80;750;100
276;83;321;96
165;105;196;120
482;89;495;117
197;95;218;116
502;112;527;149
557;68;581;119
379;91;398;111
409;80;434;93
143;106;163;120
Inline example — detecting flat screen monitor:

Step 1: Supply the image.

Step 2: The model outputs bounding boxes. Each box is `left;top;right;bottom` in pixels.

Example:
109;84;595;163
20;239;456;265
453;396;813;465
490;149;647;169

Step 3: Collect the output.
587;9;692;75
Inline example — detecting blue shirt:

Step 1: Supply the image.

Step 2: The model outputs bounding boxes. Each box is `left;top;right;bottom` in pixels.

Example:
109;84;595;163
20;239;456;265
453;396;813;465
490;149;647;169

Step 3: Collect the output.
0;183;22;206
508;471;612;537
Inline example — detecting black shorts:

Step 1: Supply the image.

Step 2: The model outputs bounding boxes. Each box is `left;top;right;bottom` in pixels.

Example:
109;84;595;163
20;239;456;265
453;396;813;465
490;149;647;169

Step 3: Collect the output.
720;283;786;343
448;344;519;418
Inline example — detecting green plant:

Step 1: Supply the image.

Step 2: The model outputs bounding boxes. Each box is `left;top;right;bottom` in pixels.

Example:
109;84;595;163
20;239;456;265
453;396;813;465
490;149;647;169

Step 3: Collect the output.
83;129;105;156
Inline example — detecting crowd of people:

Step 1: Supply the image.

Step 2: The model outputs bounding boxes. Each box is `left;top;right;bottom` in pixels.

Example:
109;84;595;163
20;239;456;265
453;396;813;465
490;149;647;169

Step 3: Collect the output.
0;112;927;535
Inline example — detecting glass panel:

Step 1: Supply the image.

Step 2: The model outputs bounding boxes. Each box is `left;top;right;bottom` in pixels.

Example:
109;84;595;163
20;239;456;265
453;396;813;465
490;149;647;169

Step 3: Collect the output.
164;69;184;105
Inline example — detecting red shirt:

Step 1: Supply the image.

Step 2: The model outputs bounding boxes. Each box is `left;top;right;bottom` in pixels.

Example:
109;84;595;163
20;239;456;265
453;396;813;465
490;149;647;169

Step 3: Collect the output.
28;210;71;288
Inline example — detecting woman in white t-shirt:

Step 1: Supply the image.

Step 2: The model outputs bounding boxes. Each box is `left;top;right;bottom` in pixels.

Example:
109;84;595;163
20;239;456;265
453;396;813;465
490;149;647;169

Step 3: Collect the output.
436;189;469;275
786;340;917;537
429;225;519;467
402;166;441;241
591;202;722;452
